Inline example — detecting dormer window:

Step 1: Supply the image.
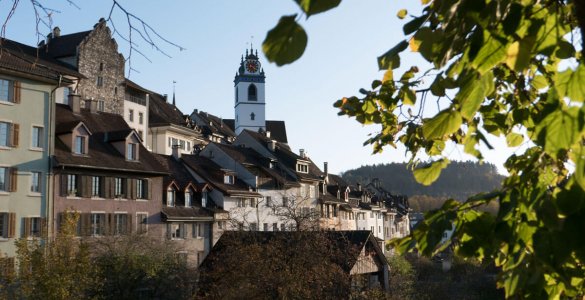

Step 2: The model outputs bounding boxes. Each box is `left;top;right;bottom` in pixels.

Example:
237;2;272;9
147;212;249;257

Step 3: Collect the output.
74;136;87;154
127;143;138;160
224;175;234;184
296;163;309;173
185;188;193;207
167;187;176;207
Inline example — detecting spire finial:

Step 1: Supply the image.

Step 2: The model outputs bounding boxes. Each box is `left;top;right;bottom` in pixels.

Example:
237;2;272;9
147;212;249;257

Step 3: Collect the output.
172;80;176;106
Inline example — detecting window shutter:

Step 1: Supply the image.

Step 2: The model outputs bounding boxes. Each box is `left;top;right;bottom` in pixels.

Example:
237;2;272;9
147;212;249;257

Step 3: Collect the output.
11;123;19;147
7;213;16;238
59;174;68;197
104;177;112;198
9;168;17;192
23;217;31;238
146;179;151;200
126;214;132;234
180;223;186;239
12;81;21;104
40;217;47;237
81;213;91;236
203;223;209;238
129;179;136;200
81;176;91;198
99;177;106;197
106;213;114;235
166;223;172;240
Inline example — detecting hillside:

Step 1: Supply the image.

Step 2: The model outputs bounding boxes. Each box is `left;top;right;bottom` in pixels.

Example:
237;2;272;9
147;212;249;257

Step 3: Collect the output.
341;161;504;201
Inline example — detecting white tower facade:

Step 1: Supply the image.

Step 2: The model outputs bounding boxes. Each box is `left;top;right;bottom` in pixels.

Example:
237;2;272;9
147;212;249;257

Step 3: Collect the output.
234;47;266;135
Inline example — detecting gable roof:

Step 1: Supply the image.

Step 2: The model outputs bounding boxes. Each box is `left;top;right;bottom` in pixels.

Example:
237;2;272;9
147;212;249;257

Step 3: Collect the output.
38;30;92;58
190;110;236;142
0;38;83;82
53;104;166;175
149;92;192;127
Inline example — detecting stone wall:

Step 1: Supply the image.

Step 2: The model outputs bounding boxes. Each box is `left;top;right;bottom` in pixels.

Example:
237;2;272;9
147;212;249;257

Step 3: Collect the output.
77;20;126;115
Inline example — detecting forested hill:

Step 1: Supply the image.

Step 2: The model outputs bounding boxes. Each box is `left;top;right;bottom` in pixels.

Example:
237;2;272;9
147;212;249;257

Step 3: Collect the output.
341;161;504;201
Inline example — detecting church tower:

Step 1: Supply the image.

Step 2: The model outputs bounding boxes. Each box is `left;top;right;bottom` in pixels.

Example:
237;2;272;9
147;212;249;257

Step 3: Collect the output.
234;46;266;135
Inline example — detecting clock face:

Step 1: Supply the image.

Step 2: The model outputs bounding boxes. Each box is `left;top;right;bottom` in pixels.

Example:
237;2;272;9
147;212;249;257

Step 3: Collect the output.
246;60;259;73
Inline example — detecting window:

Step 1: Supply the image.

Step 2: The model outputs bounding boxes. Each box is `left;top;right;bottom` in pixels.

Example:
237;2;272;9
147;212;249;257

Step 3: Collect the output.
91;213;105;236
192;223;202;238
250;112;255;120
24;217;42;238
137;213;148;234
114;177;126;198
31;126;43;149
300;185;307;198
179;140;185;150
66;174;78;196
0;212;16;238
97;100;105;111
296;163;308;173
370;226;374;233
265;196;272;207
272;223;278;231
187;141;191;152
62;87;71;104
250;198;256;207
0;121;18;147
99;62;104;71
128;109;134;122
224;175;234;184
250;223;257;231
127;143;137;160
138;112;144;125
114;214;128;235
281;223;286;231
282;197;289;207
0;79;20;103
263;223;268;231
96;76;103;87
91;176;102;197
248;84;257;101
74;136;86;154
167;187;175;206
138;130;143;140
185;189;193;207
168;223;185;239
136;179;146;199
30;171;41;193
235;87;238;102
0;167;17;192
202;191;208;207
237;198;247;207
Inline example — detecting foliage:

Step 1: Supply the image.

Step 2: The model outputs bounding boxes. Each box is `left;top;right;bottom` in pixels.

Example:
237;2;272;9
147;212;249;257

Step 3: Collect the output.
342;161;503;200
386;255;416;299
264;0;585;298
14;212;99;300
91;235;197;299
197;231;353;299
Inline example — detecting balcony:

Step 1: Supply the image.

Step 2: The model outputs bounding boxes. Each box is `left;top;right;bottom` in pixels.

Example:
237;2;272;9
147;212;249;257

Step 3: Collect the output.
125;95;146;106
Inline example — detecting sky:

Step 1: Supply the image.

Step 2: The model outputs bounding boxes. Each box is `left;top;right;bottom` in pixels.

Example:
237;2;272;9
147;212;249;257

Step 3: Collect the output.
1;0;515;175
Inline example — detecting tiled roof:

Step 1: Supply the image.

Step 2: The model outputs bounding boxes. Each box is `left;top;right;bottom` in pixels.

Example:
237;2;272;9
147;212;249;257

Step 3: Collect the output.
38;30;91;58
223;119;288;143
191;110;236;141
181;154;261;198
161;206;214;220
0;38;83;81
53;104;166;175
149;92;190;127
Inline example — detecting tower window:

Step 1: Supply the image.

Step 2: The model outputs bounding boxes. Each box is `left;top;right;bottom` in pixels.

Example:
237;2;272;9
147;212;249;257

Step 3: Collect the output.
250;112;255;121
248;84;257;101
235;87;238;103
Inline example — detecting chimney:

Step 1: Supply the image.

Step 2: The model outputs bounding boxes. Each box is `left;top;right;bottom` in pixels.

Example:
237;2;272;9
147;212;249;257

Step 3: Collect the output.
265;131;271;138
268;140;276;152
357;183;362;191
52;27;61;38
69;94;81;114
323;162;328;176
88;98;98;113
299;149;305;158
163;94;168;102
171;144;181;160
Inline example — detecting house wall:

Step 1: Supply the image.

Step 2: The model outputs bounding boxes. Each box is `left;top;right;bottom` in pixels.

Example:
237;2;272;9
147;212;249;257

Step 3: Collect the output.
148;126;198;155
123;98;149;143
76;20;126;115
52;172;164;239
0;75;53;257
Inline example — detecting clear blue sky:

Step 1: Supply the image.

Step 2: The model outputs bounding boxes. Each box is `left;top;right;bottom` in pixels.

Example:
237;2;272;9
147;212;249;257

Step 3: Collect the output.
2;0;513;175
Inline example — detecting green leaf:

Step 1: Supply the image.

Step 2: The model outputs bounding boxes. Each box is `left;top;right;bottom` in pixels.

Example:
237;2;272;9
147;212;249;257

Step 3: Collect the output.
377;40;408;70
536;108;580;158
555;64;585;102
422;109;462;140
413;158;449;186
471;31;508;74
505;38;534;72
506;132;523;147
531;75;548;90
294;0;342;17
397;9;408;19
403;15;427;35
263;15;308;66
458;72;494;120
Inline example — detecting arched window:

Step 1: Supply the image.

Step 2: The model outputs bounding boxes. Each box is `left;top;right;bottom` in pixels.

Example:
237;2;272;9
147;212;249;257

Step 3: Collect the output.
167;187;175;207
250;112;255;121
248;84;257;101
235;87;238;102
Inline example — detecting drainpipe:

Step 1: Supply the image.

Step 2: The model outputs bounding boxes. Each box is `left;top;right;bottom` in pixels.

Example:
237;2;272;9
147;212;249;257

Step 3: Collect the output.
47;75;62;240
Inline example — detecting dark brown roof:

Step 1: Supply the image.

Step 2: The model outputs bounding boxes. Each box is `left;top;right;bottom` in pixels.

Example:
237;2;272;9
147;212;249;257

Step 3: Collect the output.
181;154;261;198
149;92;190;127
223;119;288;143
0;38;83;81
53;104;166;175
161;206;214;220
191;110;236;142
38;30;91;58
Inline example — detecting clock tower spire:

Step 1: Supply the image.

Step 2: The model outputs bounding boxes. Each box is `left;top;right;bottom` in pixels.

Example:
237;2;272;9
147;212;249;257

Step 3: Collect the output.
234;45;266;135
